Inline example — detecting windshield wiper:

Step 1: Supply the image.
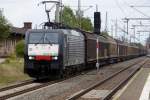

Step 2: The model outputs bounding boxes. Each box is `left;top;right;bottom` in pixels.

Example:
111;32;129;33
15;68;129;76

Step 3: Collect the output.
44;34;53;45
35;33;45;45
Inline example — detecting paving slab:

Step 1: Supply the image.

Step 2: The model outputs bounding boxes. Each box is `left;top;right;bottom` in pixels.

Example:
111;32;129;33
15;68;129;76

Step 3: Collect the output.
82;90;110;99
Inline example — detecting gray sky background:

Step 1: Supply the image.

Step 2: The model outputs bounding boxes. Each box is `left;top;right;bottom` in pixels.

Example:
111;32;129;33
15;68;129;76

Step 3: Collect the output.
0;0;150;44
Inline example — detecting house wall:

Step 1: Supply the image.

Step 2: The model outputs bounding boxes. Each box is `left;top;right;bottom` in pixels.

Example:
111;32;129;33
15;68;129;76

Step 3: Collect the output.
0;39;16;57
0;36;23;57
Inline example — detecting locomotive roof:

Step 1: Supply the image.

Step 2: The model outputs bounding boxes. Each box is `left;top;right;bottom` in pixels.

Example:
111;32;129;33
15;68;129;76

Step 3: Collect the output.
27;29;84;36
26;29;65;33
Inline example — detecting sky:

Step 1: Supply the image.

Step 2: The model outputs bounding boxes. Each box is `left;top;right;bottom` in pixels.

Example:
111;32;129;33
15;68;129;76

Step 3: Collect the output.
0;0;150;44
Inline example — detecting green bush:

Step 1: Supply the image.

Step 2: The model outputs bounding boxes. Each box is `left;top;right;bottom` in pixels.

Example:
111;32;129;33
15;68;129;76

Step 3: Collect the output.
16;40;25;57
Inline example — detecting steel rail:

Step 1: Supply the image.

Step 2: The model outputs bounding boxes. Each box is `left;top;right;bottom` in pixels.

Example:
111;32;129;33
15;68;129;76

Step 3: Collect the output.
0;79;64;99
67;58;147;100
0;79;35;92
102;59;148;100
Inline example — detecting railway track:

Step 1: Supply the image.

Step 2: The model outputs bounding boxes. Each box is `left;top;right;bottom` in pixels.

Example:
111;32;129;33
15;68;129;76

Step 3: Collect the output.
0;57;147;100
0;78;64;100
0;79;34;92
67;58;148;100
0;68;95;100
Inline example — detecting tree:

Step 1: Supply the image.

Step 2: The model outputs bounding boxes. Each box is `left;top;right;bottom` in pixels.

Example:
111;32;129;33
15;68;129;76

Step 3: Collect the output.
81;17;93;31
0;12;11;39
15;40;24;57
61;6;93;31
61;6;78;28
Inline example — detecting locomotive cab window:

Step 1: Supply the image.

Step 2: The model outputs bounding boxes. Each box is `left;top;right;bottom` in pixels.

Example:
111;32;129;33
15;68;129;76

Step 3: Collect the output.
29;33;59;44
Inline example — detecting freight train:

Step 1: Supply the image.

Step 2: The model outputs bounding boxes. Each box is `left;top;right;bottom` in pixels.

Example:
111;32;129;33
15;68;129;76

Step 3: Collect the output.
24;28;147;79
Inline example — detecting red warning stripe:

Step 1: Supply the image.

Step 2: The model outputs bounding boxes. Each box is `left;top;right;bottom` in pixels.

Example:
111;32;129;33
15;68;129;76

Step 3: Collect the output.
35;56;52;61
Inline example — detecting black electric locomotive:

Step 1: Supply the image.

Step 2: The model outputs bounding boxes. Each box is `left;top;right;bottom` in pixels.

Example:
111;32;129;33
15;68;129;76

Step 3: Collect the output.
24;29;85;78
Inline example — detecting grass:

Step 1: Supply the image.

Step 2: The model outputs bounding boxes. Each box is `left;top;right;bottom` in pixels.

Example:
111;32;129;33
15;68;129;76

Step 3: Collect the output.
0;57;31;87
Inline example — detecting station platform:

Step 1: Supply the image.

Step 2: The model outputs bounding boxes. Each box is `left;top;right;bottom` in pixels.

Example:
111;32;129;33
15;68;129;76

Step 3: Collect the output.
112;60;150;100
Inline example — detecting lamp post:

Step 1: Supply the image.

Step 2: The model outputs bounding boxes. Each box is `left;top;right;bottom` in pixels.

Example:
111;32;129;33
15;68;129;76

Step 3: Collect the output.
130;26;136;43
76;2;93;28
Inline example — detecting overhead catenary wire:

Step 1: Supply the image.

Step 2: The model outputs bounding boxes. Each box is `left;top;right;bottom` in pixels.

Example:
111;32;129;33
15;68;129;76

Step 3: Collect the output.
122;0;150;26
114;0;127;17
130;5;150;7
130;6;150;18
122;0;150;43
113;0;150;44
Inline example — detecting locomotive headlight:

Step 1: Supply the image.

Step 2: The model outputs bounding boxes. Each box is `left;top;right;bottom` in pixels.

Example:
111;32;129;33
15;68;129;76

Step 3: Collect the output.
29;56;34;60
53;57;58;60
